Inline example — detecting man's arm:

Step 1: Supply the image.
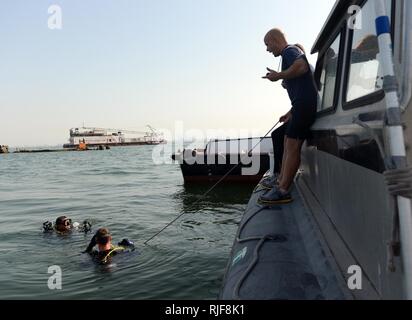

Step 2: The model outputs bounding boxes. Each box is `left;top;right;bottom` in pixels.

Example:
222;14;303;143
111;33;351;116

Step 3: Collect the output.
280;58;308;79
83;234;97;253
263;58;308;82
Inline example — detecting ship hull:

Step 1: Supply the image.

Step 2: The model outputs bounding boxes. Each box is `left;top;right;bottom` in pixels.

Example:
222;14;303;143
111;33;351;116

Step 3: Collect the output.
63;141;166;148
173;153;271;184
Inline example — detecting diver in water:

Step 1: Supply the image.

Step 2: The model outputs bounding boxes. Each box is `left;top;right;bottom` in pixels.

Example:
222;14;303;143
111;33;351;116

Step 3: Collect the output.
84;228;135;264
43;216;92;234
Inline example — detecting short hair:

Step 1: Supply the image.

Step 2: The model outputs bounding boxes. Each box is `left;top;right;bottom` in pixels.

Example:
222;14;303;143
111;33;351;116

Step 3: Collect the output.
95;228;111;245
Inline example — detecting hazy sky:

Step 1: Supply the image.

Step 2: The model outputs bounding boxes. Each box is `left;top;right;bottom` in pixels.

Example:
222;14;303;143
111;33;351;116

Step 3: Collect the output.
0;0;335;147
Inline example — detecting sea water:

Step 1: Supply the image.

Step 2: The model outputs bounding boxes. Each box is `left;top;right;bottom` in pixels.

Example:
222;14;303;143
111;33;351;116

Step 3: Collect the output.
0;146;253;299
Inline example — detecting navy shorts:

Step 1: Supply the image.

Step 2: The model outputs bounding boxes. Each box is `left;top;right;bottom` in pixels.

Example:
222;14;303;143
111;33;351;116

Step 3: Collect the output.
286;105;316;141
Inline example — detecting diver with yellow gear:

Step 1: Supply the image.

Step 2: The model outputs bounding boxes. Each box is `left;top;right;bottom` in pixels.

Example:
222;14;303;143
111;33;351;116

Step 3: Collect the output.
83;228;135;264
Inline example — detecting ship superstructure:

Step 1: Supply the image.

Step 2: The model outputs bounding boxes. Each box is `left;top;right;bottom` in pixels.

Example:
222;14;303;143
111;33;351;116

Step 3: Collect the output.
63;125;165;148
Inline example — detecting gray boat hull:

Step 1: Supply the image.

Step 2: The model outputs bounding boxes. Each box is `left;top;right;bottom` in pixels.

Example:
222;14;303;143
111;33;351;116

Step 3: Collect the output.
220;181;349;300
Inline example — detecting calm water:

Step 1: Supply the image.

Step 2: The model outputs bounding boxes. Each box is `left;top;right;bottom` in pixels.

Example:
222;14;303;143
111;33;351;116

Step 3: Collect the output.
0;146;254;299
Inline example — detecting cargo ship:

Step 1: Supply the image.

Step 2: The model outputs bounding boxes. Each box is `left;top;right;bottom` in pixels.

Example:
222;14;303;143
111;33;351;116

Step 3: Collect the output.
63;125;166;148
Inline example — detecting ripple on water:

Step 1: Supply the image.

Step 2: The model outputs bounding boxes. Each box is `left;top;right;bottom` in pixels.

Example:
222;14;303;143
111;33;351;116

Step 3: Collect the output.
0;147;251;299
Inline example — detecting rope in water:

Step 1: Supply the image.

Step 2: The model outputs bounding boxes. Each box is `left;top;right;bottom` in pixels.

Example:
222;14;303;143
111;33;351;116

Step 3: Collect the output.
144;121;281;245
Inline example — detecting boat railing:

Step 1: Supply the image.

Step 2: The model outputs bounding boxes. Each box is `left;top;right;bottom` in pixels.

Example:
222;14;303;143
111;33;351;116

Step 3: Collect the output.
204;137;273;156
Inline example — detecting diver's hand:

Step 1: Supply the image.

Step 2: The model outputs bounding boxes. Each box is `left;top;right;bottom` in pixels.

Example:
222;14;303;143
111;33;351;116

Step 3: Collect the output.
42;221;54;232
262;68;282;82
81;220;92;233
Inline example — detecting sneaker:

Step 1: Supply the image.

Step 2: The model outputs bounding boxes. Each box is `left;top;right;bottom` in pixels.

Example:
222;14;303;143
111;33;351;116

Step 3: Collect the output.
259;175;279;190
258;188;293;205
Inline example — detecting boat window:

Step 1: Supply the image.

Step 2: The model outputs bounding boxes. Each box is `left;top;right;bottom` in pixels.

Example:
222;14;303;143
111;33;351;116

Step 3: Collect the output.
317;32;342;112
345;0;392;104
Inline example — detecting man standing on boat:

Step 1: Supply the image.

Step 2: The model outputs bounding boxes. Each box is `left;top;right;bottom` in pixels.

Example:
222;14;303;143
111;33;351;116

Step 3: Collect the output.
260;28;317;204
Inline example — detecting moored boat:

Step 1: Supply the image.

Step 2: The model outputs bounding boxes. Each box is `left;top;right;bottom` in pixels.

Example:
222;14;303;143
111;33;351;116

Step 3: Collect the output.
172;137;273;183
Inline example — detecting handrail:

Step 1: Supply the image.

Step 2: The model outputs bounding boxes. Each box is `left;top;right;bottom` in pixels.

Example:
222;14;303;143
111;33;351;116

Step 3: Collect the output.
205;137;271;155
375;0;412;299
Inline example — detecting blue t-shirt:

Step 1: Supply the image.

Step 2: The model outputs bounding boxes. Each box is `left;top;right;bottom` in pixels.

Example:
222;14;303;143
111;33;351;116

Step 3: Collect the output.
282;45;318;110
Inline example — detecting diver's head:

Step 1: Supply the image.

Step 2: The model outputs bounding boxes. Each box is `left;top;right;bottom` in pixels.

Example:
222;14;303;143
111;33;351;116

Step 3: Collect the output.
55;216;72;232
95;228;112;251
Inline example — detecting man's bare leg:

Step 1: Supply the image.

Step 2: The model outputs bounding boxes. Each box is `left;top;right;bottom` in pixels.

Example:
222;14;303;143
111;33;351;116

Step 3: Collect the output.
278;137;304;192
